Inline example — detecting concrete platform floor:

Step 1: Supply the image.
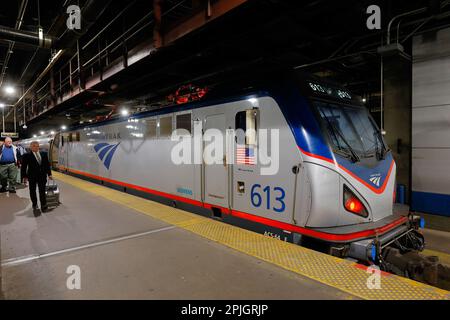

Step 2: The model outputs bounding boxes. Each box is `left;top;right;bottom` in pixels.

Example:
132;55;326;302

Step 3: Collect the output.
0;178;356;300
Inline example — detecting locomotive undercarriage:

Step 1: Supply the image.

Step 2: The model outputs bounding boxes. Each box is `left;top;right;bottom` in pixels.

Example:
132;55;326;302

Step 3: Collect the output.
377;226;450;290
381;246;450;290
322;215;450;290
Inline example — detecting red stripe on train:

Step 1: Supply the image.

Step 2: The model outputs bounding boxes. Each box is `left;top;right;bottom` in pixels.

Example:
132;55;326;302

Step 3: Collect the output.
59;166;407;242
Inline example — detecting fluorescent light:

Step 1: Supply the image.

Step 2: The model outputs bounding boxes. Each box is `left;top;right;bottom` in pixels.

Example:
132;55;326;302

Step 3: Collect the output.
61;125;67;130
40;131;45;135
33;134;37;138
0;103;4;108
121;109;129;117
50;131;55;135
131;133;143;138
4;86;15;95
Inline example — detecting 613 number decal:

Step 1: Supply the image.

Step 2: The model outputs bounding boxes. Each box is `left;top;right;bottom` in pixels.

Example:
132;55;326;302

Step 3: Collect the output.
251;184;286;213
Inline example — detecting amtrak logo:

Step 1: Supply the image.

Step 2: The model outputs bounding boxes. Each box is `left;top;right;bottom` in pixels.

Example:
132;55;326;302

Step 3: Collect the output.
94;142;120;169
369;174;382;187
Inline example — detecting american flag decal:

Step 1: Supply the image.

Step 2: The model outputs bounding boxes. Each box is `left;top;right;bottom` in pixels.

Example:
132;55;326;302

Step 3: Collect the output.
236;145;256;165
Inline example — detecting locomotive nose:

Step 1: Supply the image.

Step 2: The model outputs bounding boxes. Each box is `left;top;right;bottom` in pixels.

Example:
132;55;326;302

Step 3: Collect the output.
339;159;397;226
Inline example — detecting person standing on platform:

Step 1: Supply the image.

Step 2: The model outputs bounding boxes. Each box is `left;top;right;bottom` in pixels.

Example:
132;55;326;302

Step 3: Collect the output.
14;142;26;185
21;141;53;211
0;137;19;193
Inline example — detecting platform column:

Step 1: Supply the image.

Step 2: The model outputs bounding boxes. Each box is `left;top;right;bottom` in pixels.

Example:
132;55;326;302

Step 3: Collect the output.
382;54;412;203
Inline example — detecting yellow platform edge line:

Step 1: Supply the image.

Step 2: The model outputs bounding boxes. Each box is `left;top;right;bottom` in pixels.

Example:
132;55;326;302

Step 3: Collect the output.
53;171;450;300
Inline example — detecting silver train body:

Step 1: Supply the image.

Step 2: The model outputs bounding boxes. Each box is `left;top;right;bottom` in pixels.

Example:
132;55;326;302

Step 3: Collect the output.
31;77;424;264
18;134;54;152
18;133;59;168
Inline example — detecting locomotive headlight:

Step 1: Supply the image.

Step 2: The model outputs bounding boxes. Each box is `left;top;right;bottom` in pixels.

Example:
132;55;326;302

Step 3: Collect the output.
343;186;368;218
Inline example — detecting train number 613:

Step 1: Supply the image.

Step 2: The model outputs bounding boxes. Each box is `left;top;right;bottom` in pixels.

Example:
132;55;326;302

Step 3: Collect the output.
251;184;286;213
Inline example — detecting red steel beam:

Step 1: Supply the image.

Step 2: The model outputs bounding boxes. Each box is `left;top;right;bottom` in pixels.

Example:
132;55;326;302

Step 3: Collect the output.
153;0;163;48
162;0;248;46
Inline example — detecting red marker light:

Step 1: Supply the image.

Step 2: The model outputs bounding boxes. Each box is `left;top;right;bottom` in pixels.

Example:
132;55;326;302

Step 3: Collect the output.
345;197;363;214
343;186;368;217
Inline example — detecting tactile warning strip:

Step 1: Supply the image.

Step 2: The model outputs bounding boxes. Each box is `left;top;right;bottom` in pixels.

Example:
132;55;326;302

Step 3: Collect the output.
54;172;450;300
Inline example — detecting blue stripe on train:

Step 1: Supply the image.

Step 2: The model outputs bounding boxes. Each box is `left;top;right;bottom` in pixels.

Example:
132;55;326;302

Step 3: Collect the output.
103;143;120;169
411;191;450;217
98;144;116;161
94;142;109;152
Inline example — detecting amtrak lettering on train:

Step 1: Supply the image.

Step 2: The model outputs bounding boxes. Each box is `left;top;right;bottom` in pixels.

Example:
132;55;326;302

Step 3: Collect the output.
20;71;426;282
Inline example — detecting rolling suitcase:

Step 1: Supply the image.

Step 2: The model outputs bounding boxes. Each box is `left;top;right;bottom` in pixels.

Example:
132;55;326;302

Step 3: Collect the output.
45;180;60;208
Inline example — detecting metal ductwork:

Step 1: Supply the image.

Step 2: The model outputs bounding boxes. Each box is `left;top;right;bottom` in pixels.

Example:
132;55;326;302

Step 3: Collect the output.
0;0;111;50
0;25;54;49
6;0;114;121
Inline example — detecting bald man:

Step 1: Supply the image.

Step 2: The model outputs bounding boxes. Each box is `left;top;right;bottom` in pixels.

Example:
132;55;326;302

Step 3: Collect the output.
0;137;19;193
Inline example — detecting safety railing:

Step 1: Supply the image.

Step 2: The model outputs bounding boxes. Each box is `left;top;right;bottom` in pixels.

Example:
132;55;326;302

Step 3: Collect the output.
13;0;194;126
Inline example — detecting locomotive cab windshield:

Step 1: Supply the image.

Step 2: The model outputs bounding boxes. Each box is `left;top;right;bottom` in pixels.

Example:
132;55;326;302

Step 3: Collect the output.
301;79;389;164
313;100;387;162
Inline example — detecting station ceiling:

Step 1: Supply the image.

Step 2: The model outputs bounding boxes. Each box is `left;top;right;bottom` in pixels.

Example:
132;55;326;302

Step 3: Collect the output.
1;0;449;136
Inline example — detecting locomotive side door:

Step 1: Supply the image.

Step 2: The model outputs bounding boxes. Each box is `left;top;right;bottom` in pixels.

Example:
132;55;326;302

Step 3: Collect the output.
50;134;60;169
232;99;302;229
203;113;229;209
58;133;68;169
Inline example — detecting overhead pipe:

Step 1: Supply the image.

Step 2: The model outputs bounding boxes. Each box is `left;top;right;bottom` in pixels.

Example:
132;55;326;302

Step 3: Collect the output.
386;8;428;45
0;25;54;49
0;0;28;88
0;0;112;51
6;0;113;122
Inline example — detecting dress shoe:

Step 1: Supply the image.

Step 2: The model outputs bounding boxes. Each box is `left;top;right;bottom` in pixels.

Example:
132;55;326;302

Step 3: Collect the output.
32;204;38;210
8;189;16;193
41;206;49;212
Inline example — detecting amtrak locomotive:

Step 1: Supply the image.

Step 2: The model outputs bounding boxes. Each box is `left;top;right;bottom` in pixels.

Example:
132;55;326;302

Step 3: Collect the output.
27;72;440;285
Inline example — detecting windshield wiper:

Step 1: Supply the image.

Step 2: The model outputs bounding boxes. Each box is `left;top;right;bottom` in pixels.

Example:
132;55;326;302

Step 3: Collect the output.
373;128;388;160
332;126;360;163
320;112;360;163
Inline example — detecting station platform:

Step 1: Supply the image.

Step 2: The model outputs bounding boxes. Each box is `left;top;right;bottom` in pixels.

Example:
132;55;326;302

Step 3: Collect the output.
1;172;449;300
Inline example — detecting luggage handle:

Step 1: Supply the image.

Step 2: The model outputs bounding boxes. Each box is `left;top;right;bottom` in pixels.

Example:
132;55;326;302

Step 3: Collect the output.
47;179;57;187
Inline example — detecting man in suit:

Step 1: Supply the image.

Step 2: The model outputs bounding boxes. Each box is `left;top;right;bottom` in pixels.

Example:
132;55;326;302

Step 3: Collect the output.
21;141;53;211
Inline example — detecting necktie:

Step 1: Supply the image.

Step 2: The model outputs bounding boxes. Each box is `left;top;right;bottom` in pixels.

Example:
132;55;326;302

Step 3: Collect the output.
35;152;42;165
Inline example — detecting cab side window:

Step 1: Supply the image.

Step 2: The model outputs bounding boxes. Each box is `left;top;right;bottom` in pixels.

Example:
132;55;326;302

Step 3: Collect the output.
159;115;173;138
146;118;157;139
235;110;258;146
176;113;191;135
